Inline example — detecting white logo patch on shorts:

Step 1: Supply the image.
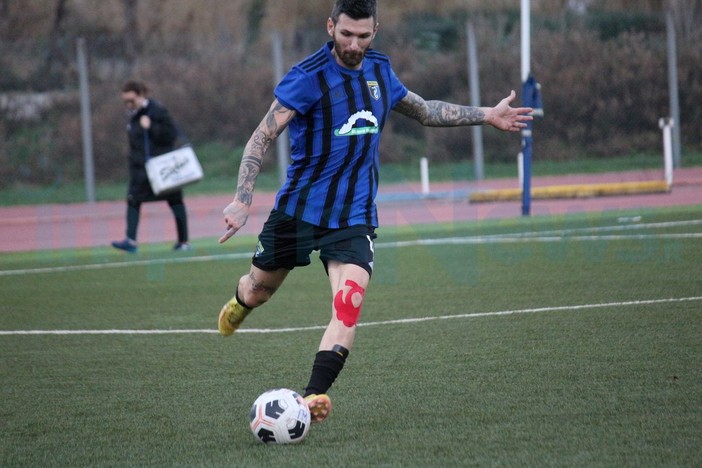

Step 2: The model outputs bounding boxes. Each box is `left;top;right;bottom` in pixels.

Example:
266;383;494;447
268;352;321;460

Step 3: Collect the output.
254;241;265;258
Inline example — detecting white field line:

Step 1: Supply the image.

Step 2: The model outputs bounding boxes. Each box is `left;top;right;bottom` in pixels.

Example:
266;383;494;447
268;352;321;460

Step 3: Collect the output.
384;219;702;248
384;232;702;248
2;219;701;277
0;252;252;277
1;296;700;336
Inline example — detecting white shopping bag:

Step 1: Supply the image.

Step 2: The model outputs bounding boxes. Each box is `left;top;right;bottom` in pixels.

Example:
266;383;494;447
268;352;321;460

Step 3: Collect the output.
145;146;203;195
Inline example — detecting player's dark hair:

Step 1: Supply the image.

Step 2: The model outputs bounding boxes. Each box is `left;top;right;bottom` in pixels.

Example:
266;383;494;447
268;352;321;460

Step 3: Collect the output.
331;0;377;24
122;80;149;96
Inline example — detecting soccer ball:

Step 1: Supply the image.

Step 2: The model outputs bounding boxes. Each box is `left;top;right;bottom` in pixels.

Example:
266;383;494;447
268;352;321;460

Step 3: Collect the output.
249;388;311;444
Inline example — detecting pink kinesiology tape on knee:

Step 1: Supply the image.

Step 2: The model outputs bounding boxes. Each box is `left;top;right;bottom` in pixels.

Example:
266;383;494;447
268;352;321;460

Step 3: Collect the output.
333;279;365;327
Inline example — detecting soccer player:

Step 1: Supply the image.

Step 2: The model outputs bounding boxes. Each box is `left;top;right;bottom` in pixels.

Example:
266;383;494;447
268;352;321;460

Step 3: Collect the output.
218;0;532;423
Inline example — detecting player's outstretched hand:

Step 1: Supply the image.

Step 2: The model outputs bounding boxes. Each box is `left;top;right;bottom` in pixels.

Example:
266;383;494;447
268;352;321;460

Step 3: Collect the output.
219;200;250;244
486;90;533;132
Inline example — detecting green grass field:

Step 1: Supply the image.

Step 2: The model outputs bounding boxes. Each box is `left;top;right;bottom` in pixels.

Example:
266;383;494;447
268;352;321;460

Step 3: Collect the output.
1;206;701;466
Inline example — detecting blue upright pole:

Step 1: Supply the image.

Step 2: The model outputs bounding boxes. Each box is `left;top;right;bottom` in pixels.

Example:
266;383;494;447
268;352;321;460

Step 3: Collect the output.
520;0;531;217
521;75;542;217
521;122;532;216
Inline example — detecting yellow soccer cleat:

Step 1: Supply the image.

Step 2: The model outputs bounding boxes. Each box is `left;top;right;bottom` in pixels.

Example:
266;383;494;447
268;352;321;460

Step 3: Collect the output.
218;297;251;336
304;394;332;423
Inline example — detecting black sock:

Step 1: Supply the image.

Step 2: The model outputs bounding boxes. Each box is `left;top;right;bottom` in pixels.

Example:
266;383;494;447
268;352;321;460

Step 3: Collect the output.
303;349;348;397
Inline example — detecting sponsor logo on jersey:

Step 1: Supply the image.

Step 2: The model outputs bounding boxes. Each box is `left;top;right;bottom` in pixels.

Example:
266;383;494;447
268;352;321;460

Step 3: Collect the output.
334;110;379;137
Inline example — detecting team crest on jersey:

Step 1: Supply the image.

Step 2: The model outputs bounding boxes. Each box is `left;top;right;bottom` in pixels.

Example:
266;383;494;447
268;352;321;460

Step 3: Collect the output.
367;81;381;100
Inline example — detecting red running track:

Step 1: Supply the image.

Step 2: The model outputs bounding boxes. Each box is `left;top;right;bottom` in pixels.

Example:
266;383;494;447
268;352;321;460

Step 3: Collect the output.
1;168;701;254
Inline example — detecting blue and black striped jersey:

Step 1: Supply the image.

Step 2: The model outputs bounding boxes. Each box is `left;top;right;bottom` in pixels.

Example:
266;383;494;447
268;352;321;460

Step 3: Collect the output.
274;41;408;228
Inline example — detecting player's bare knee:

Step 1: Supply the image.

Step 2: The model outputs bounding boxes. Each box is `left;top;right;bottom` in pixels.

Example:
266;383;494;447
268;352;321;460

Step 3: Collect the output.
333;279;366;327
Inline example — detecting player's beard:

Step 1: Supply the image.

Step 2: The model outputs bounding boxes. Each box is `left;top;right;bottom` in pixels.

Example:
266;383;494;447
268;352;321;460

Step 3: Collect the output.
333;41;366;68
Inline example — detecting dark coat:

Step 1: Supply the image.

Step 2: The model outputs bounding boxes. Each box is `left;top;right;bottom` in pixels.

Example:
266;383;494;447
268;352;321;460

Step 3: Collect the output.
126;99;182;202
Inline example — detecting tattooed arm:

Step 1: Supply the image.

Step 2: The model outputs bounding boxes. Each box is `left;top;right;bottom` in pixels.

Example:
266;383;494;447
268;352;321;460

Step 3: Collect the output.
234;100;295;204
394;90;532;132
220;100;296;243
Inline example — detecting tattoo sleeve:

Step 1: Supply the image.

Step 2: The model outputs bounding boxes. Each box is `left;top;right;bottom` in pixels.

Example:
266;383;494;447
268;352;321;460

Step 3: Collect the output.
235;101;294;205
394;91;485;127
236;156;261;206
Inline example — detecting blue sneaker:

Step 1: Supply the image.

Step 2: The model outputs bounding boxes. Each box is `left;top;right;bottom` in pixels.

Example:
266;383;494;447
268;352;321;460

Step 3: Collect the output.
111;238;137;253
173;242;192;251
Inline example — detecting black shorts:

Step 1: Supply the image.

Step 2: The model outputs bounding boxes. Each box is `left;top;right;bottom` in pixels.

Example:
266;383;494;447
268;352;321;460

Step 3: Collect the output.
252;210;376;276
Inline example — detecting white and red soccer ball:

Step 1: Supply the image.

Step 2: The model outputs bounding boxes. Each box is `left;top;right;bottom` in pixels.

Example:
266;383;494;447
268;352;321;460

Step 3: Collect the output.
249;388;311;444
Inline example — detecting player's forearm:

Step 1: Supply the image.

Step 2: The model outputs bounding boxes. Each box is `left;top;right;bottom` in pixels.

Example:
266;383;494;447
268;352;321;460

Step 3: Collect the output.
395;92;486;127
422;100;486;127
234;151;263;206
235;126;268;205
234;101;293;206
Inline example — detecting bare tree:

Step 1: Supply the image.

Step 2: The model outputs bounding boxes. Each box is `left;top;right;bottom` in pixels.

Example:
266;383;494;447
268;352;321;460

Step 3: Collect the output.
38;0;70;89
123;0;140;63
668;0;701;43
0;0;9;36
